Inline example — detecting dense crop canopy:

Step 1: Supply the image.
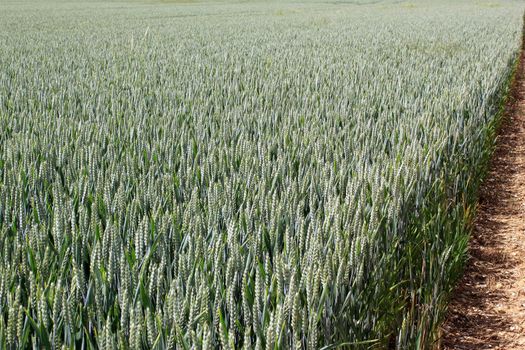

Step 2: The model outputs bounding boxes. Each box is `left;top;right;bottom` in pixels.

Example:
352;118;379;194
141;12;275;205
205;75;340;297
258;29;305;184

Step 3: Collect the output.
0;0;523;348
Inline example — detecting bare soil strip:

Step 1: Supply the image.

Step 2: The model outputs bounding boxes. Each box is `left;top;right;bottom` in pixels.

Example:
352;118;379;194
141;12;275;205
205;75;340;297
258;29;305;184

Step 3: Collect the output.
441;44;525;349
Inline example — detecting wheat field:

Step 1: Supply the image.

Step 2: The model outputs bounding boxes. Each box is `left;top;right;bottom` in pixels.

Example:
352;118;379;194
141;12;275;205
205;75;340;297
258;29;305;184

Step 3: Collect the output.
0;0;523;348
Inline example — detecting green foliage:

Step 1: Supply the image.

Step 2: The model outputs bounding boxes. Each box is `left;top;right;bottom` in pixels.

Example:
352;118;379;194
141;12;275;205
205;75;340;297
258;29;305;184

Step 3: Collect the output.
0;0;523;349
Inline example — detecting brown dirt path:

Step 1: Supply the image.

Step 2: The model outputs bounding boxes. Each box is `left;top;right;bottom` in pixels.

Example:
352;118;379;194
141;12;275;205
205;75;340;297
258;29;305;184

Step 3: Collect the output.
440;43;525;349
